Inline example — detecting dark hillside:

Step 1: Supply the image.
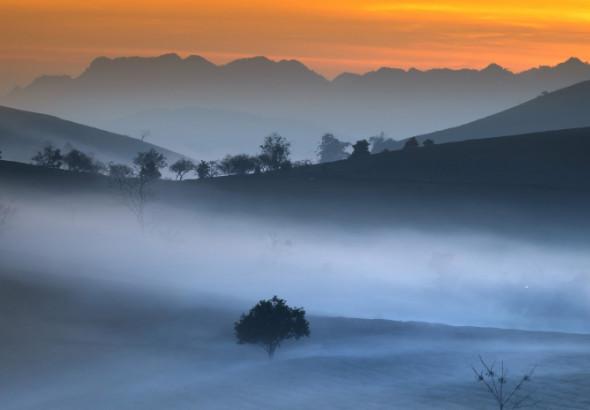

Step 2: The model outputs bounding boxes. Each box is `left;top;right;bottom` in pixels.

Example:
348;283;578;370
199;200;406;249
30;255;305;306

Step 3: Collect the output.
3;125;590;244
416;80;590;144
0;105;183;164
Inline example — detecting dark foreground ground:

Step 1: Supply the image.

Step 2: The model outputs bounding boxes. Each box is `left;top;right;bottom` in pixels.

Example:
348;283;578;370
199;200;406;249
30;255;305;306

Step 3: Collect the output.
1;272;589;410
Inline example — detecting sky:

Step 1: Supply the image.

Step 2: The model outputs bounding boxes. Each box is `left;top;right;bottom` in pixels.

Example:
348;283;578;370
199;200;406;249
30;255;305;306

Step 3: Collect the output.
1;0;590;93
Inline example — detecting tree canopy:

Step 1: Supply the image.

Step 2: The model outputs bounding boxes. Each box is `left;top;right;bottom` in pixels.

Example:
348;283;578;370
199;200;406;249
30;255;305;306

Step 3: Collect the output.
317;133;350;163
63;149;100;173
349;139;371;159
169;158;195;180
235;296;310;358
32;144;63;168
259;133;291;171
133;149;167;181
403;137;419;150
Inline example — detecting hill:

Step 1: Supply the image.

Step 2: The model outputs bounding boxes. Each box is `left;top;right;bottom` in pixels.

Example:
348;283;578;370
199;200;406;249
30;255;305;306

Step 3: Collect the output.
2;126;590;244
281;127;590;191
4;54;590;159
415;80;590;144
0;105;185;165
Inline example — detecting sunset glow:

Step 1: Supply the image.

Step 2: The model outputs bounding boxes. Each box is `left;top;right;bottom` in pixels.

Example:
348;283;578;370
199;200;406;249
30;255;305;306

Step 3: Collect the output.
2;0;590;91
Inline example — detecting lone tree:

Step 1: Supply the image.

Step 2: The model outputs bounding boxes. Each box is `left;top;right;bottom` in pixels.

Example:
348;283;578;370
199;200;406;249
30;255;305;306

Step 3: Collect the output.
472;356;537;410
169;158;195;180
349;139;370;159
422;138;435;147
259;133;291;171
32;144;63;168
317;133;350;163
235;296;310;359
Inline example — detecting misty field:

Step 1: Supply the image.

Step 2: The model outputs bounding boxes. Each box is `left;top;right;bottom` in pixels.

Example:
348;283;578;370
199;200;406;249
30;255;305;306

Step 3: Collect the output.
1;162;590;409
1;272;590;410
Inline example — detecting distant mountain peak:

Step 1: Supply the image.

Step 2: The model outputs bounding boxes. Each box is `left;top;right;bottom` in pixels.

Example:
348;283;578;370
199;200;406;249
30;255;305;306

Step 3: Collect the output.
559;57;587;68
156;53;183;61
225;56;273;68
482;63;509;74
87;53;196;69
185;54;215;64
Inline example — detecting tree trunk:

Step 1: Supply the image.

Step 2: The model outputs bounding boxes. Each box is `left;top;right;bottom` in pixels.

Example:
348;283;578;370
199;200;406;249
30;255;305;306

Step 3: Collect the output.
267;343;277;359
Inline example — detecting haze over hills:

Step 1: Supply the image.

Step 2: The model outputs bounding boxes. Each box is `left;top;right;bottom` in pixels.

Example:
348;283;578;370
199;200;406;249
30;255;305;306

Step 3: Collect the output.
4;54;590;160
414;80;590;145
0;105;184;165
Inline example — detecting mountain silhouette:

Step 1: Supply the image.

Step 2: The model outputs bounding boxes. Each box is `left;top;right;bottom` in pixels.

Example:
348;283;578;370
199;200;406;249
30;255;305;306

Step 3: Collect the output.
0;105;184;164
414;80;590;144
4;54;590;159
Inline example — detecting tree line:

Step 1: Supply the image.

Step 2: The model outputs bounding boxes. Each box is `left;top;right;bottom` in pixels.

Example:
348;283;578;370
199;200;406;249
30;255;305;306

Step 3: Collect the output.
9;131;436;181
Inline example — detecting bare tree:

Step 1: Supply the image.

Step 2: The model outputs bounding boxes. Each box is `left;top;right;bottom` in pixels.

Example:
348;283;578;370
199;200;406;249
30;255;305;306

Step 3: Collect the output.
108;151;165;230
472;356;537;410
0;201;13;233
108;163;141;225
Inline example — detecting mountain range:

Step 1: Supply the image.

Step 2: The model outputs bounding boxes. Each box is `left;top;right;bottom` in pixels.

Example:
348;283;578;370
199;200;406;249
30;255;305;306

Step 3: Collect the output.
4;54;590;159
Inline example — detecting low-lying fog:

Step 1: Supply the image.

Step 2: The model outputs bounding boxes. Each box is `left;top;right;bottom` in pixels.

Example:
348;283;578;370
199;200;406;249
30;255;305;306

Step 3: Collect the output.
2;192;589;334
2;190;590;409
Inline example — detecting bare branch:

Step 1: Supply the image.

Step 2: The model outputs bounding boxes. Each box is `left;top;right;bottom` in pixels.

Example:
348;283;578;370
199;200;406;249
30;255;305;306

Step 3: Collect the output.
472;356;538;410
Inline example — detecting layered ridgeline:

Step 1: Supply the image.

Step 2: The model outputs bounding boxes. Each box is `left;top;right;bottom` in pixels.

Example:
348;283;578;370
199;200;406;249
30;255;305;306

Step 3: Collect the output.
0;105;184;165
414;79;590;145
4;54;590;159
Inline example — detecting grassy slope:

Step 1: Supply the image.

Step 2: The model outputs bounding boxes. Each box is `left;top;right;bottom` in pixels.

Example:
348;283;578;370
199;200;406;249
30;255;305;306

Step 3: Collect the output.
0;105;185;164
416;80;590;144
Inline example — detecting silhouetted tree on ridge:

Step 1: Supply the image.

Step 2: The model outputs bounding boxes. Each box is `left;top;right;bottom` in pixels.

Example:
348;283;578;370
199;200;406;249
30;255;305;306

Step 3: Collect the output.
32;144;63;168
259;133;291;171
218;154;259;176
317;133;350;163
196;160;216;179
169;158;195;180
369;132;403;153
349;139;371;159
134;149;167;181
403;137;419;150
63;149;101;173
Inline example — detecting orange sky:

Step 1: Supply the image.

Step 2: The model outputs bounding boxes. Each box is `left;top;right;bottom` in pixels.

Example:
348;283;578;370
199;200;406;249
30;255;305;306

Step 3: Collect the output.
1;0;590;92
